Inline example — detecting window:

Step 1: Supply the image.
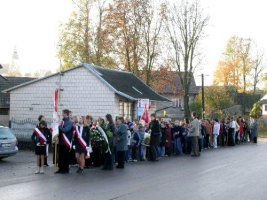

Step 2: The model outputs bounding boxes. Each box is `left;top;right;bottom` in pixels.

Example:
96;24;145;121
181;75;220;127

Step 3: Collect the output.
265;105;267;112
119;101;132;119
172;98;182;108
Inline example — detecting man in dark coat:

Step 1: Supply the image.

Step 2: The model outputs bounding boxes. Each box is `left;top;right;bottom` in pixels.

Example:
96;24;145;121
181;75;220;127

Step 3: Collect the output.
55;109;74;174
149;114;161;161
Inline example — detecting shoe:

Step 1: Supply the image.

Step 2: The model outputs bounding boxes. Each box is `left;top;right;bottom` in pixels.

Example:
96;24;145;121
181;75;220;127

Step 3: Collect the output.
44;163;49;167
133;159;138;162
116;165;124;169
40;167;44;174
35;167;40;174
76;168;81;173
79;169;84;174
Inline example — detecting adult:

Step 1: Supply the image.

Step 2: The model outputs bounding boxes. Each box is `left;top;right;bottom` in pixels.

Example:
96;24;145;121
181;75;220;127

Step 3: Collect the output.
188;112;200;157
213;119;220;148
160;121;167;157
228;117;236;146
103;114;116;170
116;117;128;169
149;114;161;161
55;109;74;174
205;120;212;149
172;120;183;155
250;117;258;144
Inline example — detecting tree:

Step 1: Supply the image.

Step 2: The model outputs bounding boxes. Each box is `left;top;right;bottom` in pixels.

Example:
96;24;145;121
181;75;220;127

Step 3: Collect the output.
0;64;22;77
250;103;262;118
165;0;209;118
251;48;264;93
105;0;144;75
142;1;164;86
58;0;115;70
213;36;265;93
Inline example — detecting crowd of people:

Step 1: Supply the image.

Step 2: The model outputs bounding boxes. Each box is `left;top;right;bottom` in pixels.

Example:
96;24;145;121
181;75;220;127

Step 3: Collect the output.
31;109;259;175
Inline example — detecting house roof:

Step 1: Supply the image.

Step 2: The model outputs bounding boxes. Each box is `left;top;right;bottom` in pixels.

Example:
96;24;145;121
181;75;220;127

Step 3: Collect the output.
0;75;35;108
85;64;170;102
3;64;171;102
150;71;198;95
259;94;267;104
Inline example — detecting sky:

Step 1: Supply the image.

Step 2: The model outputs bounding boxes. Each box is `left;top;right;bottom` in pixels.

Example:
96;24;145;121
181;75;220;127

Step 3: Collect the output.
0;0;267;86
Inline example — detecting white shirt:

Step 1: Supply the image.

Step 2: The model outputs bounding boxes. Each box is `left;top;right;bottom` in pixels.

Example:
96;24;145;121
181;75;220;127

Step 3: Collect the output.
213;122;220;135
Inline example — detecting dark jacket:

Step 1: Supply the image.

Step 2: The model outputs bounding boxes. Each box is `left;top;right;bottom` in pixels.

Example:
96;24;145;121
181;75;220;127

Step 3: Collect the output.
116;123;128;151
160;127;167;147
149;120;161;136
31;127;52;146
73;125;90;148
58;117;74;146
171;126;183;139
106;122;117;148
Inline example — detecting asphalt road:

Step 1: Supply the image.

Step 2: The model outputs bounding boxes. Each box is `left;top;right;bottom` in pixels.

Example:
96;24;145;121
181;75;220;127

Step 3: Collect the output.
1;141;267;200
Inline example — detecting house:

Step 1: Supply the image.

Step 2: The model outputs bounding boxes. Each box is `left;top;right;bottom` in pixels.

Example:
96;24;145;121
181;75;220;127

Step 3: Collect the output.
4;64;171;128
259;94;267;118
0;75;35;126
150;71;198;119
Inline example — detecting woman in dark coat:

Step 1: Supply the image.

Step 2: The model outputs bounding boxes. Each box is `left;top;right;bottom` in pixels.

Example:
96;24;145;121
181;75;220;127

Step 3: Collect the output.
102;114;115;170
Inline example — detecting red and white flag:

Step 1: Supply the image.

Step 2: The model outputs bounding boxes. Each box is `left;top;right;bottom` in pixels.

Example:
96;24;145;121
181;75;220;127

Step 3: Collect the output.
141;104;149;124
54;89;59;113
34;128;47;144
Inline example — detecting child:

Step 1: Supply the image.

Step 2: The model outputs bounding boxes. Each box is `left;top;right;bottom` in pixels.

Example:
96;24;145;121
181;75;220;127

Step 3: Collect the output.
137;123;146;161
131;126;141;162
31;120;51;174
74;116;90;174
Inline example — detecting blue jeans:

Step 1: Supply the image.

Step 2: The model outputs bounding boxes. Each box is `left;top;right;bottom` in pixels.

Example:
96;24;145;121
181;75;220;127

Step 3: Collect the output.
125;145;132;162
174;138;182;155
160;146;165;157
138;145;145;160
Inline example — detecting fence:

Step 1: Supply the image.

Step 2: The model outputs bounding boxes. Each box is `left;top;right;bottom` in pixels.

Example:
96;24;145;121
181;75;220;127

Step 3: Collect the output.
10;118;53;141
258;119;267;138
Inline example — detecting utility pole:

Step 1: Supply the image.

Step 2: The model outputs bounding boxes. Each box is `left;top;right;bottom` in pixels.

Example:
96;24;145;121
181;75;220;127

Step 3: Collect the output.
201;74;205;119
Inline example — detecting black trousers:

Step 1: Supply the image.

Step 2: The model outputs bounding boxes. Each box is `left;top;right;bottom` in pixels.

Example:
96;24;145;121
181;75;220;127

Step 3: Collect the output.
58;145;70;172
150;135;160;161
204;134;210;148
117;151;125;167
103;152;113;170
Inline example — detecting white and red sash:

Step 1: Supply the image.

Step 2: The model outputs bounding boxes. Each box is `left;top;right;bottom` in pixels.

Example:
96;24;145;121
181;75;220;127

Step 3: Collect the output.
34;128;47;144
74;126;87;150
62;133;72;149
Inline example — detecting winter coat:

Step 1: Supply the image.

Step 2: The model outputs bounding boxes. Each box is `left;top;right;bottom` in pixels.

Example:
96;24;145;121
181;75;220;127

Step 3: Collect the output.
149;120;161;136
116;123;128;151
58;117;74;146
188;118;200;137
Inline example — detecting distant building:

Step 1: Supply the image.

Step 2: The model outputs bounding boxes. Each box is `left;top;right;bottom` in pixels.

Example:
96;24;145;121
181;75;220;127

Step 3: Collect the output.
150;71;198;119
259;94;267;119
0;75;35;126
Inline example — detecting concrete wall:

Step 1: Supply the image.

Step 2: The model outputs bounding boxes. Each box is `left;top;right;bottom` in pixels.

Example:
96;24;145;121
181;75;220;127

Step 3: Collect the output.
0;115;9;126
9;67;117;123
